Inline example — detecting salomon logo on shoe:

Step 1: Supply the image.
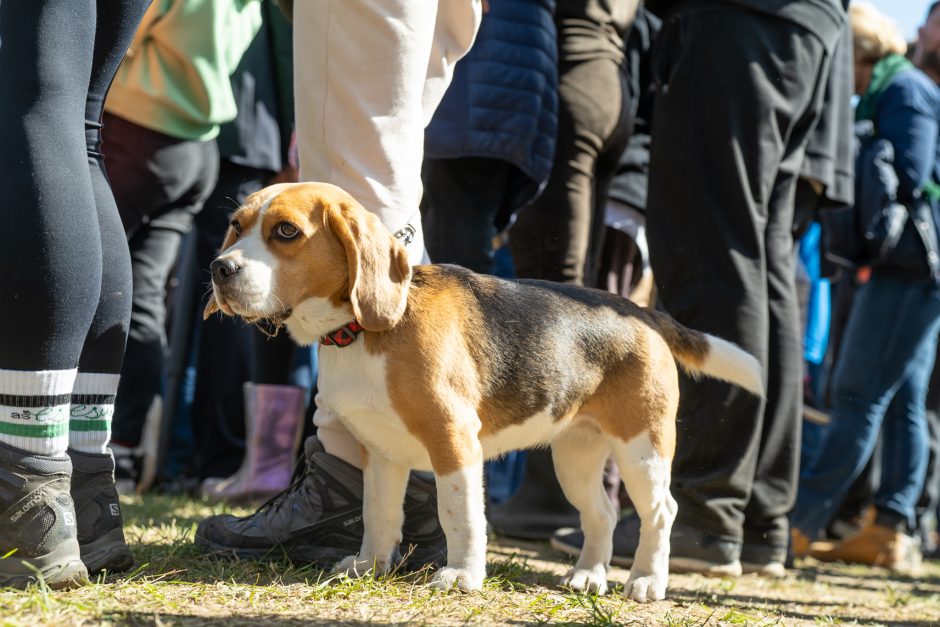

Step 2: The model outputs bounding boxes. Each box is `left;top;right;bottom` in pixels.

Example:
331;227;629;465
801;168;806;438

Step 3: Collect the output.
10;489;48;524
109;503;120;516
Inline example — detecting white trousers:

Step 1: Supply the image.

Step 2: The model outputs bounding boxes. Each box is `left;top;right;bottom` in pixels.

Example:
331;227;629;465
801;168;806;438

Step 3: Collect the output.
294;0;481;466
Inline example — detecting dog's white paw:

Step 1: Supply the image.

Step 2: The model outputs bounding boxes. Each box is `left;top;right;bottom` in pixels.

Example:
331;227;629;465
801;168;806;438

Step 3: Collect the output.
430;566;484;592
334;555;388;578
624;573;667;603
561;565;608;594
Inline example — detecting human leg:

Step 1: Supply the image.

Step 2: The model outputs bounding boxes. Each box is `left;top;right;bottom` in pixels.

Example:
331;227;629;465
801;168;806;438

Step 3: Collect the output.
0;0;97;588
191;162;268;482
509;56;630;285
875;306;940;530
104;115;219;449
644;6;829;566
792;279;940;539
422;156;516;274
741;171;805;575
294;0;479;467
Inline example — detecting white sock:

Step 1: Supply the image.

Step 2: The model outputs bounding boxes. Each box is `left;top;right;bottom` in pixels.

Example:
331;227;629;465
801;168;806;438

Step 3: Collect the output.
0;368;76;457
68;372;120;455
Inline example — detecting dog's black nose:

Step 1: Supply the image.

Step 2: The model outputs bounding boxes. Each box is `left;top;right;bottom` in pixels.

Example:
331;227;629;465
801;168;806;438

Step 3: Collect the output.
210;258;241;283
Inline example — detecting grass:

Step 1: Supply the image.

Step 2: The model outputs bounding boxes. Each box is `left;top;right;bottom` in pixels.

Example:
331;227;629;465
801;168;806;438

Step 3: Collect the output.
2;494;940;626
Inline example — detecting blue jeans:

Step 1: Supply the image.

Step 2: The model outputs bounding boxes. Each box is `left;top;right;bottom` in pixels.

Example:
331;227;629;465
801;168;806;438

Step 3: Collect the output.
792;276;940;537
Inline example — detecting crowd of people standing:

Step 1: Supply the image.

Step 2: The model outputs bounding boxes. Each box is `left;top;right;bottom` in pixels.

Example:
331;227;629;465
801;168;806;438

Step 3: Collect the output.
1;0;939;592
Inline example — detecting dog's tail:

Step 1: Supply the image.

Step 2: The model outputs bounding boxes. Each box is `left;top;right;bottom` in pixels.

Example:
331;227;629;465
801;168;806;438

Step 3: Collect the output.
646;309;764;397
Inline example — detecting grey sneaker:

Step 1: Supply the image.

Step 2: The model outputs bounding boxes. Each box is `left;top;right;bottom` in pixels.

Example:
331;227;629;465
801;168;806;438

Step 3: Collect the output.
195;436;446;569
68;448;134;574
669;524;742;577
0;440;88;589
740;525;788;578
551;514;742;577
551;514;641;568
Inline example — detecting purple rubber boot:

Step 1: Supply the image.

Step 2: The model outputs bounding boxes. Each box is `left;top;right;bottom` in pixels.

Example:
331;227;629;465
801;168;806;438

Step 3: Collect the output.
201;383;306;504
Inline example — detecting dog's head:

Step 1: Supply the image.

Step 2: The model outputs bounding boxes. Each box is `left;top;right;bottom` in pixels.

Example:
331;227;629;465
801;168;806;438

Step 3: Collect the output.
204;182;412;344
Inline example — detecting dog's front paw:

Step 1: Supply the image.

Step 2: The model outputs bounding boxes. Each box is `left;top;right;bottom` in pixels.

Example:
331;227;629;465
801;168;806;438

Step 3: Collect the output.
623;572;667;603
430;566;484;592
561;565;608;594
334;554;388;578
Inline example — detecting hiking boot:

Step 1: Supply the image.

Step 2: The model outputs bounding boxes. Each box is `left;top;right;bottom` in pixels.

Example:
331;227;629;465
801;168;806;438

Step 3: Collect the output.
68;448;134;574
488;450;579;541
810;522;917;572
195;436;446;569
0;440;88;589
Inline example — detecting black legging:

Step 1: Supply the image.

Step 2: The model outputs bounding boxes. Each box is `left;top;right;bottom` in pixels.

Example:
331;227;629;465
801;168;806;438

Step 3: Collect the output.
0;0;149;373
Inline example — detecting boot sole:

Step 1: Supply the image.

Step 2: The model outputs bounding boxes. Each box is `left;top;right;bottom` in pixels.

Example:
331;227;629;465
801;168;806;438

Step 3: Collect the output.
194;531;351;567
80;527;134;575
740;560;786;578
0;539;89;590
194;531;443;572
550;534;635;568
669;556;742;577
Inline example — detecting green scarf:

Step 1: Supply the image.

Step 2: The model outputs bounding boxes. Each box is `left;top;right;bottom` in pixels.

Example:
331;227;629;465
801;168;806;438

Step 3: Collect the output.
855;54;913;123
855;54;940;202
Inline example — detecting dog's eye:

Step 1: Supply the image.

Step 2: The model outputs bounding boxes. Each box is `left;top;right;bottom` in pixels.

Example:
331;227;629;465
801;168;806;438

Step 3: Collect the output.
274;222;300;240
230;219;243;236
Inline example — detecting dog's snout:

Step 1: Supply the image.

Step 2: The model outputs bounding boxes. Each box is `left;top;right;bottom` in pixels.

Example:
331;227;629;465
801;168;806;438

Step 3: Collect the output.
210;257;241;283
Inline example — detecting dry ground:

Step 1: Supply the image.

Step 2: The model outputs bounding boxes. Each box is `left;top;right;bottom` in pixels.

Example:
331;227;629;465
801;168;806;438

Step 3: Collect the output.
2;494;939;626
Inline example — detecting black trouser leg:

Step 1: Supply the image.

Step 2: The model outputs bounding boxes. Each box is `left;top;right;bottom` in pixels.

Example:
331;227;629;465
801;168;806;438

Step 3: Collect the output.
104;115;219;446
742;172;805;551
645;5;832;543
509;57;631;286
190;162;270;479
422;157;517;275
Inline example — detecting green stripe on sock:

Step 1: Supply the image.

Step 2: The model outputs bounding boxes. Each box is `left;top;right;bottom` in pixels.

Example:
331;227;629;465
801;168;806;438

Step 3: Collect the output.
69;418;111;432
0;421;68;438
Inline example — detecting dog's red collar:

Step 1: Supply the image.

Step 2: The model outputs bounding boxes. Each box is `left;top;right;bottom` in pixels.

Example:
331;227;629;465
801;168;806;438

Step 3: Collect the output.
320;321;364;347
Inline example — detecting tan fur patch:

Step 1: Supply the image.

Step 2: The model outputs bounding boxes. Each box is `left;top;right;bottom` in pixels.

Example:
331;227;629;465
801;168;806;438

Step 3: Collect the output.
367;268;485;476
579;324;678;459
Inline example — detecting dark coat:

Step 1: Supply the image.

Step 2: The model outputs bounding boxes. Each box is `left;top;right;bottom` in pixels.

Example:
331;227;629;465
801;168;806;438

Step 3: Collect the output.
424;0;558;214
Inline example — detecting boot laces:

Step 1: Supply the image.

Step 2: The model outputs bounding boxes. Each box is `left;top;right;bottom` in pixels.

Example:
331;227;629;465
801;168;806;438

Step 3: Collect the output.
254;453;323;519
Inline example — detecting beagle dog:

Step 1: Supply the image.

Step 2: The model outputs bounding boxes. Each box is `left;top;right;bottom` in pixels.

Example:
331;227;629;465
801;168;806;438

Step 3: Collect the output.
204;182;763;602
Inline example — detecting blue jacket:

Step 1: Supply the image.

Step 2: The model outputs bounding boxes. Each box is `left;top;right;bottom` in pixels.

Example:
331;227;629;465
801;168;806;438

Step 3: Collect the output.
877;68;940;203
871;67;940;282
425;0;557;215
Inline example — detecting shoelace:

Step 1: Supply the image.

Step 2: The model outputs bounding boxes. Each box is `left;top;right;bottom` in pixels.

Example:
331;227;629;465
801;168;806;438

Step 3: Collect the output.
255;454;313;515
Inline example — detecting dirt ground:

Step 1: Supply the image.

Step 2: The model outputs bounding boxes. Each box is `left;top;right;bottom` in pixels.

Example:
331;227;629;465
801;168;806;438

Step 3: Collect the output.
1;494;939;626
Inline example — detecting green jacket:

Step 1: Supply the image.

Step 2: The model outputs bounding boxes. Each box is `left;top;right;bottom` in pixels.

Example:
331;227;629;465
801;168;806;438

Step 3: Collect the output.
105;0;262;141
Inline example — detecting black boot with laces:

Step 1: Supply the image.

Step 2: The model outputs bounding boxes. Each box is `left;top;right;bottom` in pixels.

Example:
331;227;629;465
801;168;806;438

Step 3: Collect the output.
195;436;446;569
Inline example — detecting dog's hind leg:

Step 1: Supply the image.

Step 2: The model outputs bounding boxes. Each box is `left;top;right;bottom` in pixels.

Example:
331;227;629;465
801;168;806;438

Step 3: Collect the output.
335;449;410;577
611;430;676;603
551;424;617;594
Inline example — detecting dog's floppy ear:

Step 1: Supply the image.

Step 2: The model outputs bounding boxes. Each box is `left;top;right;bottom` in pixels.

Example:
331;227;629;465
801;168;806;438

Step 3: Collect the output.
203;295;221;320
325;199;412;331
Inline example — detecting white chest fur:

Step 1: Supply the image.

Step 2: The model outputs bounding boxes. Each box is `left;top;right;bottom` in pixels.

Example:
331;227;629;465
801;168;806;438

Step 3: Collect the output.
317;342;434;471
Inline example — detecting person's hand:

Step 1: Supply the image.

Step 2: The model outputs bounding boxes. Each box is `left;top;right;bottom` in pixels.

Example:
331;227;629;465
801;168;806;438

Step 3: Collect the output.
483;0;490;14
